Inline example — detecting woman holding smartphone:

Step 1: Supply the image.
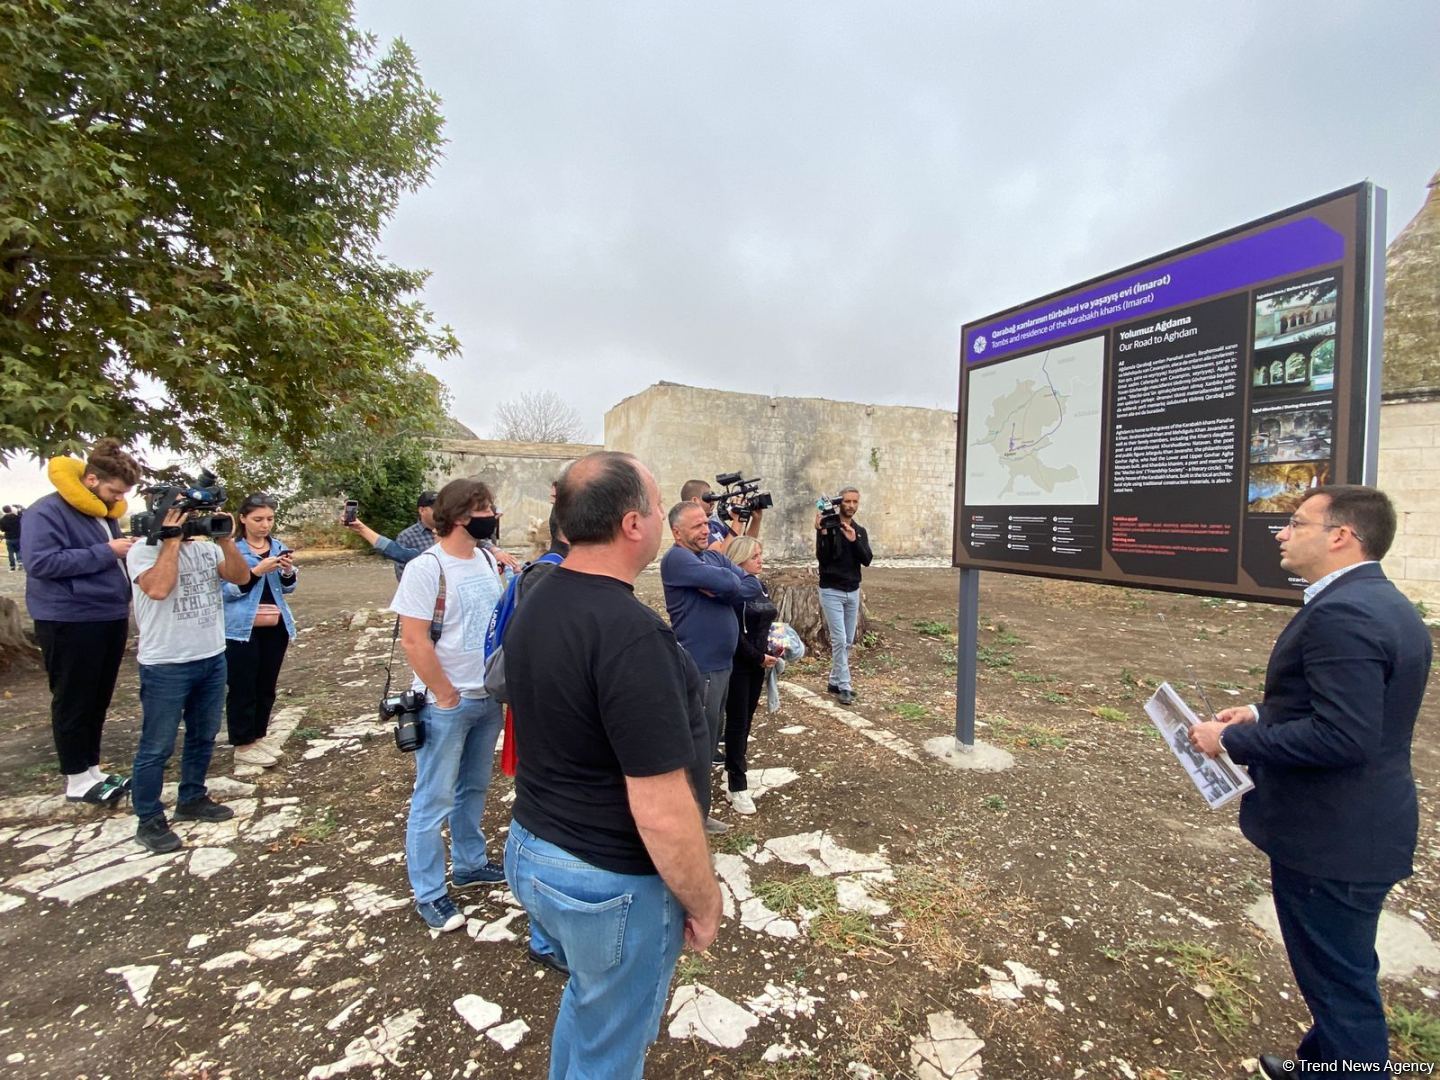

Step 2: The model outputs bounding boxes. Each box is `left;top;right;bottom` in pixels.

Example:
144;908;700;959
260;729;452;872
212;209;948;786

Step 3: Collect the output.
223;493;298;767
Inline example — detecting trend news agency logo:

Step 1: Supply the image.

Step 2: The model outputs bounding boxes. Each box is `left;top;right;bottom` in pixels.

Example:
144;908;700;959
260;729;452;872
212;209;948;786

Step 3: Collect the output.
973;334;987;356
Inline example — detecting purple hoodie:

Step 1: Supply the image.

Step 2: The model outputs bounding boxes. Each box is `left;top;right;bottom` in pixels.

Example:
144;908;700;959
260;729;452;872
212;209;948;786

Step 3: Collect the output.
20;492;131;621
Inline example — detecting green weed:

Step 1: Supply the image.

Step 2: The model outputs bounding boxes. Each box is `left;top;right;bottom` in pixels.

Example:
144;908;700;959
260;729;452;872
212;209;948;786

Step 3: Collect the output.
1388;1004;1440;1063
300;806;339;842
983;794;1006;812
913;619;953;638
1090;705;1128;723
712;829;757;856
290;725;324;742
891;702;928;722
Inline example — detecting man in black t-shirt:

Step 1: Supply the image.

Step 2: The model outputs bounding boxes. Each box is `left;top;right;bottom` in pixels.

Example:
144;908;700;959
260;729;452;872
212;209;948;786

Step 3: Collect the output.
503;451;722;1080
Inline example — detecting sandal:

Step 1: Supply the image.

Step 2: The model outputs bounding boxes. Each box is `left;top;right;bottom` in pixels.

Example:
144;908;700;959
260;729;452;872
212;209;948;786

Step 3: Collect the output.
65;775;129;806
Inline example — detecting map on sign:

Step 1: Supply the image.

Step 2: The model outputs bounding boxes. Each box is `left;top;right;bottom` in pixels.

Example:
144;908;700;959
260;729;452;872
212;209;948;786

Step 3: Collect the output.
964;334;1104;506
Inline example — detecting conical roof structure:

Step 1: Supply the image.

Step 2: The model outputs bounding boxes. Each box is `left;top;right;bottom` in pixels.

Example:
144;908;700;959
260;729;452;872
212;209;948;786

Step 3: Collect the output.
1384;169;1440;395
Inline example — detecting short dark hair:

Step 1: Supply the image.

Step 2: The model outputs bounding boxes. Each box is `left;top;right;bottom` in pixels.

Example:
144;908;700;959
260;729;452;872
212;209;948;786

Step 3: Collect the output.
668;501;703;530
84;438;142;486
432;479;492;536
1309;485;1397;560
557;452;650;544
416;490;438;508
680;479;710;502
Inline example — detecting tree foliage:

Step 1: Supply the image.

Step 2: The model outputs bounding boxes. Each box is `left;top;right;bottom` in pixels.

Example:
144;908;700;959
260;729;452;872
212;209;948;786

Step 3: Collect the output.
493;390;587;444
0;0;459;466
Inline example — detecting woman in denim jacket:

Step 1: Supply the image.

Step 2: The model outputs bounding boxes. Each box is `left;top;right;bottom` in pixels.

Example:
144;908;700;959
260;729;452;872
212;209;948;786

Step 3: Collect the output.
222;494;297;768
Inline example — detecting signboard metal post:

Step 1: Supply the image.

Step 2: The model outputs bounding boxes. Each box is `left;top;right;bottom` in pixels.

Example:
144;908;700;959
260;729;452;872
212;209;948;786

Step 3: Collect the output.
954;567;979;749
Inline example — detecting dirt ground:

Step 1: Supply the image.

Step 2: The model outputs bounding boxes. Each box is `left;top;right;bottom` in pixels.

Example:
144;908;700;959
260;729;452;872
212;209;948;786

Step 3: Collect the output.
0;556;1437;1080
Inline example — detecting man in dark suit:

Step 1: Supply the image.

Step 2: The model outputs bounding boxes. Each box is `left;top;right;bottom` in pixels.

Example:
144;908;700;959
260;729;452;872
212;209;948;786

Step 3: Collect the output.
1191;485;1431;1074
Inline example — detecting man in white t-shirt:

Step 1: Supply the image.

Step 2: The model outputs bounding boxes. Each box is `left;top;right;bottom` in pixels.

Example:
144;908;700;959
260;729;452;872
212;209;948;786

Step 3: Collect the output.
127;507;250;854
389;478;507;932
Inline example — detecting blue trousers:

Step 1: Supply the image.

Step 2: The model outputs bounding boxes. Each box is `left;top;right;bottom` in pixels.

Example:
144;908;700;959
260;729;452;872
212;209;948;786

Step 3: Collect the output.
1270;859;1394;1066
819;586;860;690
132;654;226;821
406;696;502;903
505;821;684;1080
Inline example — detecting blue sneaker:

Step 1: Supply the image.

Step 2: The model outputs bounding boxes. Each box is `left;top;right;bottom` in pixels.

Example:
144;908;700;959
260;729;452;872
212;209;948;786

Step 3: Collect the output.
415;893;465;932
452;860;506;889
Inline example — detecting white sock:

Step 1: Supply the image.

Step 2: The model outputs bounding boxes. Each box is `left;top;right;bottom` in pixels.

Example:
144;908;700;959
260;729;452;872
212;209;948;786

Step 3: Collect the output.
88;765;106;782
66;771;96;797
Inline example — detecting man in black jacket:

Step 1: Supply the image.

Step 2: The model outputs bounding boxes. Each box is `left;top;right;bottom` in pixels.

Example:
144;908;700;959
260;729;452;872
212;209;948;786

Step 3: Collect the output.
0;505;20;571
1191;486;1431;1073
815;487;872;706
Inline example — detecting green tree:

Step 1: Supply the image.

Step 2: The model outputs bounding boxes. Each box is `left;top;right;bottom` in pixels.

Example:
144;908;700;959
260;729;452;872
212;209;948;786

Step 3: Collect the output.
0;0;459;464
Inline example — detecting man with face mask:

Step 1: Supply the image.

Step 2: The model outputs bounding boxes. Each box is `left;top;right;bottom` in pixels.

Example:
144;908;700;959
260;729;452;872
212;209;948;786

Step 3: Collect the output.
22;438;143;806
387;478;509;932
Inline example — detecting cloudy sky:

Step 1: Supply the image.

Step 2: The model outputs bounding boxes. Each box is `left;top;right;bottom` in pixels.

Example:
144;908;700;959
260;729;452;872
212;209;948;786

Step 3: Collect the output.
4;0;1437;501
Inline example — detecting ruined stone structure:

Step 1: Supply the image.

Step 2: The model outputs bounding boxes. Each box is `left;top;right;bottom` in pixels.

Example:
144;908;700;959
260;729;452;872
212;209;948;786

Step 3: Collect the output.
429;438;600;548
605;382;957;561
1377;169;1440;606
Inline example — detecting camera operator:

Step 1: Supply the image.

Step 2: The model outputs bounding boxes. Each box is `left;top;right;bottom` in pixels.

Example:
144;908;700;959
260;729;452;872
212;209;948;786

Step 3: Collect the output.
128;504;251;854
815;486;872;706
389;479;508;933
21;439;142;806
1;504;21;571
721;537;777;816
661;501;763;833
681;479;763;552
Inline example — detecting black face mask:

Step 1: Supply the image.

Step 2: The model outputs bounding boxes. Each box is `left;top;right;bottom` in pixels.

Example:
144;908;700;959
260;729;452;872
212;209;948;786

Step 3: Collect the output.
465;515;497;541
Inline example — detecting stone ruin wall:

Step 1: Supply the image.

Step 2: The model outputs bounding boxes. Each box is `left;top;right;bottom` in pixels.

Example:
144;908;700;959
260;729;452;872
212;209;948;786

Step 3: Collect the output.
604;382;957;563
429;438;600;555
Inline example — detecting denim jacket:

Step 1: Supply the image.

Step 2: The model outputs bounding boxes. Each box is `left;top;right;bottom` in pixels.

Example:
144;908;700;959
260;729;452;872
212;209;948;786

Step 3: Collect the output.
223;537;298;641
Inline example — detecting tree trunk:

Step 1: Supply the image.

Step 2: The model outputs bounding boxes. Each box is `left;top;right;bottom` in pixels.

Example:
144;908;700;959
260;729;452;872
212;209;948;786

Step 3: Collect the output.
764;566;870;657
0;596;40;672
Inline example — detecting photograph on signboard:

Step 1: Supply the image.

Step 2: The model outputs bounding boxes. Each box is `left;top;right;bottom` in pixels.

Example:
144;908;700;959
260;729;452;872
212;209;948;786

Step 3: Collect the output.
1252;337;1337;397
1144;682;1254;810
1247;460;1331;513
1248;404;1333;464
963;333;1104;507
1252;277;1338;351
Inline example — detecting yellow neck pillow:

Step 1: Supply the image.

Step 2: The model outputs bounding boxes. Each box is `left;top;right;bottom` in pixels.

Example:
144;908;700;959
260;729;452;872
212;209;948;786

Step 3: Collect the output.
48;456;128;520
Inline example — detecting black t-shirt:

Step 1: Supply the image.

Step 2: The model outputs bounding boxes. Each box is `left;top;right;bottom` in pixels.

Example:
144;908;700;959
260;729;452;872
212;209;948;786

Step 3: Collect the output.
508;567;706;875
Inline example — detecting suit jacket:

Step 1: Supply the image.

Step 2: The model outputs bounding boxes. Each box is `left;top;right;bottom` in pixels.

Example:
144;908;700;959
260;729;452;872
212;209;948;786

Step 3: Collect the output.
1224;563;1432;883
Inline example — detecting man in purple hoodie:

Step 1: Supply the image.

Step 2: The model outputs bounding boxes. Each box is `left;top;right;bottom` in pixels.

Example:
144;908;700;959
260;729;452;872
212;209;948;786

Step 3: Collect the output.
21;439;142;805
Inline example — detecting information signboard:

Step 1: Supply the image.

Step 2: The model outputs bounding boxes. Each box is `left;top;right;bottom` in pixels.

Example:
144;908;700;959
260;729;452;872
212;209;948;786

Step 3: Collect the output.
953;183;1385;604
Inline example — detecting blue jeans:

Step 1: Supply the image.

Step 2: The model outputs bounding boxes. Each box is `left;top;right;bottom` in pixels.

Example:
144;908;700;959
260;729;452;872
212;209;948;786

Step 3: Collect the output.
1271;859;1395;1065
406;695;502;903
819;587;861;690
132;654;226;821
505;820;685;1080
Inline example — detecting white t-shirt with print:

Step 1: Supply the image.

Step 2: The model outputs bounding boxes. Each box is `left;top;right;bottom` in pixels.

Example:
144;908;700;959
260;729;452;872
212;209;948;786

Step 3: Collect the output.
389;546;503;700
127;540;226;665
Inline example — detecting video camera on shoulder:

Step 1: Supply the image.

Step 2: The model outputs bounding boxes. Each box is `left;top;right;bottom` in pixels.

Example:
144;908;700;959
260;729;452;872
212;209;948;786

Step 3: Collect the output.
816;494;844;531
129;469;232;545
703;471;774;522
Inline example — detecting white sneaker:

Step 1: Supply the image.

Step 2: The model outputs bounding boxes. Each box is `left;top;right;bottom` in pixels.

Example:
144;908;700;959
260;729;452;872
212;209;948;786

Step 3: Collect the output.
726;790;757;816
234;744;278;767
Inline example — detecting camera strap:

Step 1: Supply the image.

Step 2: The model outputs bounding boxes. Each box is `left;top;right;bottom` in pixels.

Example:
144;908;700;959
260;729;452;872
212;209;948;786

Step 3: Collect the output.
379;553;448;702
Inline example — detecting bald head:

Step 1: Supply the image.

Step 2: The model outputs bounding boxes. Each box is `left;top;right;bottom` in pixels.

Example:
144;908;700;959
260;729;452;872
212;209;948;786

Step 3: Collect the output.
556;451;653;544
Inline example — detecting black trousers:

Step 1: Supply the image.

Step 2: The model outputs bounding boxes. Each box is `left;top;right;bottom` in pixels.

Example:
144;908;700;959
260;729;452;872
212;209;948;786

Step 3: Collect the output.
34;618;129;775
225;624;290;745
723;660;766;792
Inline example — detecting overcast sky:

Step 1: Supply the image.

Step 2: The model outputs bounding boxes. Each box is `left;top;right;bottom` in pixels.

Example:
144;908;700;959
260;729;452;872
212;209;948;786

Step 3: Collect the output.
4;0;1437;502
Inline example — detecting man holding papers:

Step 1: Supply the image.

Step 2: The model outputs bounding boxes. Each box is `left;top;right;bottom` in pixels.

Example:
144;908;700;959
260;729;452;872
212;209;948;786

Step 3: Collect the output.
1190;485;1431;1075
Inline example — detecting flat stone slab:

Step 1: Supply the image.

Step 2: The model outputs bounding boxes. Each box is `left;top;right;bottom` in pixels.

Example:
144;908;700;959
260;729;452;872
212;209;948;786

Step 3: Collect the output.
910;1010;984;1080
1247;897;1440;981
923;736;1015;772
667;983;759;1048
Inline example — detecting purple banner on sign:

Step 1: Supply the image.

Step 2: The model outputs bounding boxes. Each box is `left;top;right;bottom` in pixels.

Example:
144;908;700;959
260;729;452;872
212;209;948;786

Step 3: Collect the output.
963;217;1344;363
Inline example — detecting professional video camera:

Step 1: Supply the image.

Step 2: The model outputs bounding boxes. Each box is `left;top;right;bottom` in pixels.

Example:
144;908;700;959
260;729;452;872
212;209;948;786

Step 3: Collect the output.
129;469;232;545
815;493;844;531
703;471;774;522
